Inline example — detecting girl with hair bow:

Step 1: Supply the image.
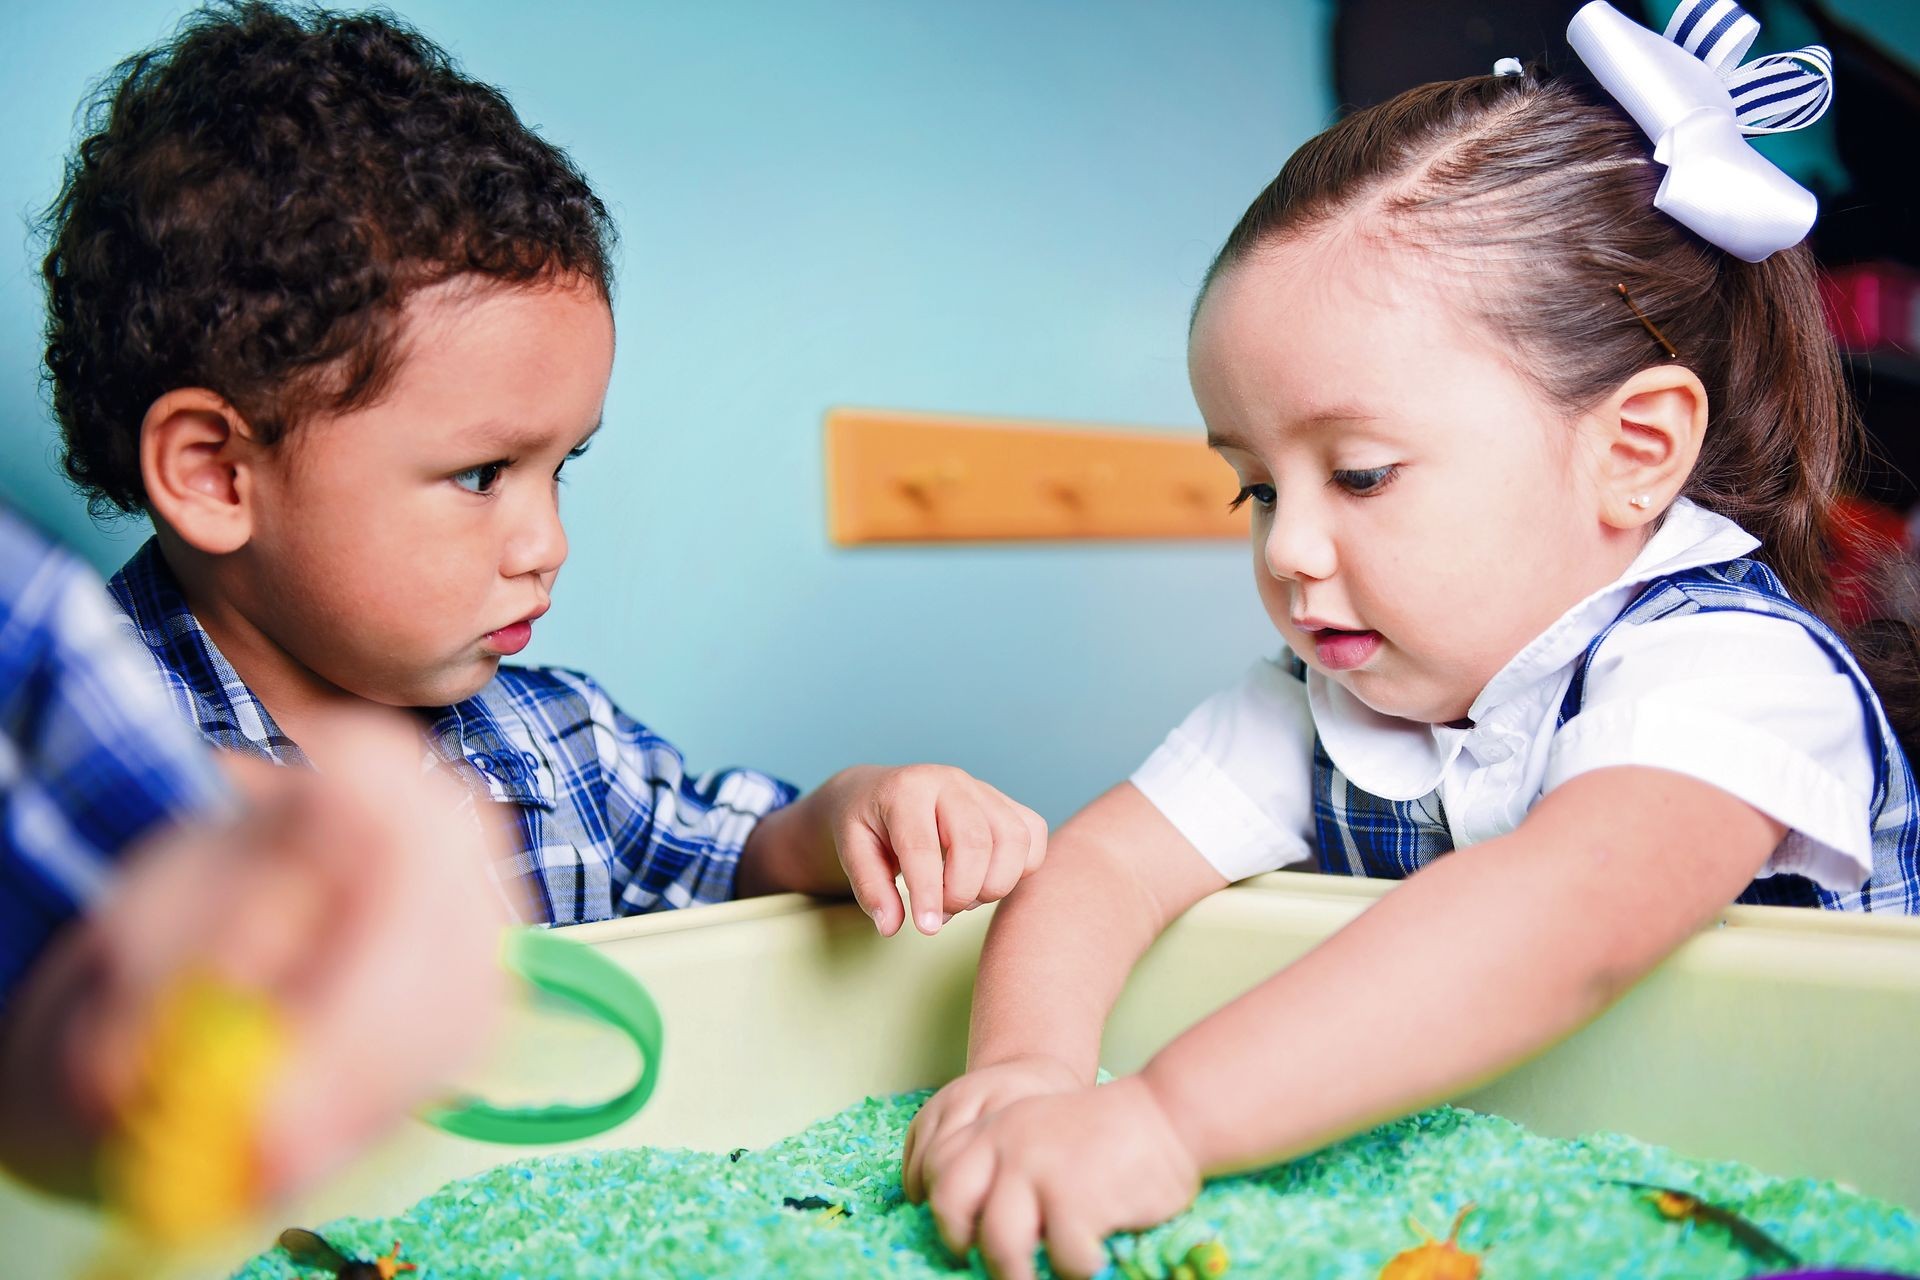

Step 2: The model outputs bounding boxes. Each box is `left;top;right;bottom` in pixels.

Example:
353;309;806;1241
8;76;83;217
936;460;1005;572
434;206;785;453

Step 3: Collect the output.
903;5;1916;1277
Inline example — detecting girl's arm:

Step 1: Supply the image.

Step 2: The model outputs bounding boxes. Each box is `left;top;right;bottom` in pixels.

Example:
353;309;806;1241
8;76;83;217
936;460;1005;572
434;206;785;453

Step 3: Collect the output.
903;783;1229;1200
968;783;1230;1081
919;766;1790;1277
1143;764;1784;1175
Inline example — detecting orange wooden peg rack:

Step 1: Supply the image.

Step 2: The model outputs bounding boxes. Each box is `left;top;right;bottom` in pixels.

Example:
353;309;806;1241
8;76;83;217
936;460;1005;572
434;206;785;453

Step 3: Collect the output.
824;407;1248;545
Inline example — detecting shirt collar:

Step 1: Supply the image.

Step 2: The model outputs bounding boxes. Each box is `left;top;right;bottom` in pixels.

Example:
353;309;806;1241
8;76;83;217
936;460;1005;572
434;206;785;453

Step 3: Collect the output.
108;538;554;808
1307;498;1761;800
108;539;309;766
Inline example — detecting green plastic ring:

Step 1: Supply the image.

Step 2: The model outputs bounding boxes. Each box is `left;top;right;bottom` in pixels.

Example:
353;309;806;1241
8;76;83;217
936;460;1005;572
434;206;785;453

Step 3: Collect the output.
420;928;664;1144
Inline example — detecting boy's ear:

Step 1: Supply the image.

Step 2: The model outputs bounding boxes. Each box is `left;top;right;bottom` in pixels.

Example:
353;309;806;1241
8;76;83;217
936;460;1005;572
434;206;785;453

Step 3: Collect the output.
139;389;264;555
1586;364;1708;530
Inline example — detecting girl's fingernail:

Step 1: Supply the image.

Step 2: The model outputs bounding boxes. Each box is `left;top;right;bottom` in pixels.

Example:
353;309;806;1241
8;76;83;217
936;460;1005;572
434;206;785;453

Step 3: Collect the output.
964;900;981;911
921;910;941;932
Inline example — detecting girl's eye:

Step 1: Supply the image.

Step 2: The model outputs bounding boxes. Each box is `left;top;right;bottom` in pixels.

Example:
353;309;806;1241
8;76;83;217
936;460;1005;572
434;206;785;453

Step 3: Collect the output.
452;461;506;494
1227;483;1277;513
1332;465;1399;496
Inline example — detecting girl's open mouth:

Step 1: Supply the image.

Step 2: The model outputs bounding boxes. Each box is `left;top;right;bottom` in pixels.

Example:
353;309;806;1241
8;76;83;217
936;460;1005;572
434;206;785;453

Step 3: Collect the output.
1312;629;1383;671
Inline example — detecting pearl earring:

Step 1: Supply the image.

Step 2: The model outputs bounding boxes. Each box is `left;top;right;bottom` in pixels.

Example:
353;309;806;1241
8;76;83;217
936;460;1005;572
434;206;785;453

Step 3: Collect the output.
1629;494;1652;510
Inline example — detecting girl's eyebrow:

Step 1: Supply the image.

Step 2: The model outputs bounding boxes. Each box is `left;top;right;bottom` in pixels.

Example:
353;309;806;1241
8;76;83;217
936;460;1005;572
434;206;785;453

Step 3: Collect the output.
1208;407;1380;450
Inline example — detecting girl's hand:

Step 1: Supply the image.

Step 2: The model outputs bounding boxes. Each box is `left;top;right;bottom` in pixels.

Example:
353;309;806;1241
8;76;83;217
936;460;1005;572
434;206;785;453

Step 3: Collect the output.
920;1076;1201;1280
903;1053;1084;1203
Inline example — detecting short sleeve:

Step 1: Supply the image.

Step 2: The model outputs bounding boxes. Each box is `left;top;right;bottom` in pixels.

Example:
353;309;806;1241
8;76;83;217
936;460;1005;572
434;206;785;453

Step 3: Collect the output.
1543;609;1877;893
1130;656;1317;881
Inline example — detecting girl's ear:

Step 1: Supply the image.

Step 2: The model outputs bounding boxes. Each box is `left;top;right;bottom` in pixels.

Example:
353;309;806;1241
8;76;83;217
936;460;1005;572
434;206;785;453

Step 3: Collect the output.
139;389;264;555
1587;364;1708;530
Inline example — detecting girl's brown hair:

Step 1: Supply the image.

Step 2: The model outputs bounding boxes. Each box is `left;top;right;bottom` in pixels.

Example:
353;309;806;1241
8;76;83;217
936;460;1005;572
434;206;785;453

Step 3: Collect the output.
1201;70;1920;759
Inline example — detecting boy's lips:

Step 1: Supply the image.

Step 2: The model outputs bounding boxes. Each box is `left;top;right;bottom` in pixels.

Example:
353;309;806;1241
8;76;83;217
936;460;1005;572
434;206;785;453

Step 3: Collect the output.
484;622;534;656
483;604;549;657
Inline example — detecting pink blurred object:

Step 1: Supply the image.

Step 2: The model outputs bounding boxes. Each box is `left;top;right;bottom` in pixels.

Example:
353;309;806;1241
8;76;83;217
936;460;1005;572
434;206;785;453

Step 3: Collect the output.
1821;262;1920;351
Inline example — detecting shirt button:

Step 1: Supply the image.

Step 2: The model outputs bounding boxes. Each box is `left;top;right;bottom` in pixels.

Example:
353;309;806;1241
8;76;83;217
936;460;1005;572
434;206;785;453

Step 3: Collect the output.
1477;738;1515;764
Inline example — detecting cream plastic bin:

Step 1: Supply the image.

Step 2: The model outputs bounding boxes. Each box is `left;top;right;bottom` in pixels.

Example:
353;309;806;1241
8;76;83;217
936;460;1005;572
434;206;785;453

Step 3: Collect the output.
8;872;1920;1277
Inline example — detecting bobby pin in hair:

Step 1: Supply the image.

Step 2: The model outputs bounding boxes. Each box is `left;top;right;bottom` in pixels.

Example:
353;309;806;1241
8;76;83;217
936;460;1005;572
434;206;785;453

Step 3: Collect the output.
1615;283;1679;359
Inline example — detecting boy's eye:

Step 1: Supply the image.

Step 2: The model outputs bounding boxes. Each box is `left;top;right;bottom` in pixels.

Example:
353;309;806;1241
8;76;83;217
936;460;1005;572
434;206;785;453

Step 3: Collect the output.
1332;465;1399;496
554;441;591;482
452;461;506;494
1227;484;1276;513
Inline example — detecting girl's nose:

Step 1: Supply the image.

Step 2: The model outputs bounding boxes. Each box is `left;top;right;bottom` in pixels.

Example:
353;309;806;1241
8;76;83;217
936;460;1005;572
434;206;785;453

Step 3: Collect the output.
1262;510;1336;583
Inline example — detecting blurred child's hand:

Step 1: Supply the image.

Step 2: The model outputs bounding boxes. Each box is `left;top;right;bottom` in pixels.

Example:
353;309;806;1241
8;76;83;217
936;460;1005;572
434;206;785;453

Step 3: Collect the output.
919;1076;1200;1280
827;764;1049;936
0;709;507;1205
902;1053;1083;1203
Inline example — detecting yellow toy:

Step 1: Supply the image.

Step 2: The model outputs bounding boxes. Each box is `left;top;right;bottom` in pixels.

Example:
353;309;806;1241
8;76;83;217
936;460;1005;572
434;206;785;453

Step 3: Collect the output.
99;974;285;1242
1114;1236;1231;1279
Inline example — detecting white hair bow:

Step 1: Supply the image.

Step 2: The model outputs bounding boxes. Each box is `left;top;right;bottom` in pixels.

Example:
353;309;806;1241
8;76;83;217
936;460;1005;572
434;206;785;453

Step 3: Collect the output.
1567;0;1835;262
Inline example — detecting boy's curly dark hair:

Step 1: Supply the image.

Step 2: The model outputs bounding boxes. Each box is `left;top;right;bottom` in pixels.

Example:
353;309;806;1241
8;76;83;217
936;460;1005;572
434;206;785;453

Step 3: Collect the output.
41;1;617;516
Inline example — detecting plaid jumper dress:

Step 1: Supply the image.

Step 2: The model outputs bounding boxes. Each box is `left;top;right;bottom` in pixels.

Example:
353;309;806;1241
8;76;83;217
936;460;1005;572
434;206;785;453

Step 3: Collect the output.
1303;560;1920;912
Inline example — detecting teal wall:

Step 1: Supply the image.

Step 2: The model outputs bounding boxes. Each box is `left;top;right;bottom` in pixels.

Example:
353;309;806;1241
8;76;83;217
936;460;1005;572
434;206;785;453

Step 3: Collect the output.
0;1;1326;820
4;1;1916;821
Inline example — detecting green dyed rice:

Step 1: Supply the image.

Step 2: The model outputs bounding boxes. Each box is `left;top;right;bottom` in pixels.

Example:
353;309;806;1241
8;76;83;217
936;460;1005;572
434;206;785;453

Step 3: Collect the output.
232;1094;1920;1278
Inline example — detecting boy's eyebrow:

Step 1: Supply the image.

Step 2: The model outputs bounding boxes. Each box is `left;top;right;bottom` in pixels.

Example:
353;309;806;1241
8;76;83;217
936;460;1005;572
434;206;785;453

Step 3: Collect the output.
465;417;604;454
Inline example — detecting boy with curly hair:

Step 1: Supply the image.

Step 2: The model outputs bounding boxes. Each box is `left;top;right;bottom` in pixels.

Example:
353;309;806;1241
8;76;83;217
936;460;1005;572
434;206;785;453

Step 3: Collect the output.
43;2;1045;934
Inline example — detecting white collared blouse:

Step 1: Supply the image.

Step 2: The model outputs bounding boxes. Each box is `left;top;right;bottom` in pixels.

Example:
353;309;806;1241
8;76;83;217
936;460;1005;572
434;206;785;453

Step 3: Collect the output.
1133;498;1899;901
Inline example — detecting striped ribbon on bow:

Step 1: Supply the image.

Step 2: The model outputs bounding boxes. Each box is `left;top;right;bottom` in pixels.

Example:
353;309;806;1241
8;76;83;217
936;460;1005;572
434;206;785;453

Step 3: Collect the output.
1567;1;1837;261
1665;0;1834;134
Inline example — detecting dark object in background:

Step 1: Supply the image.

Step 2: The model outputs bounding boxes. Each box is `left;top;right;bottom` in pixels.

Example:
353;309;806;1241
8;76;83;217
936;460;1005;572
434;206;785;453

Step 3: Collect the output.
1791;2;1920;505
1793;2;1920;269
1333;0;1622;108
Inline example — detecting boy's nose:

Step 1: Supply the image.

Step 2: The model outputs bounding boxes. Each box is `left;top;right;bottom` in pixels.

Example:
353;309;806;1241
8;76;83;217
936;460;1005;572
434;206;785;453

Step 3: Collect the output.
1262;512;1336;584
503;491;568;580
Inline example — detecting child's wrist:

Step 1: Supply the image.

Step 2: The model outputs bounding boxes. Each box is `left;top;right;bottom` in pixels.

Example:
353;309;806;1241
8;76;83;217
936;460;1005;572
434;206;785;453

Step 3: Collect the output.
1138;1057;1220;1174
741;772;869;898
976;1049;1088;1088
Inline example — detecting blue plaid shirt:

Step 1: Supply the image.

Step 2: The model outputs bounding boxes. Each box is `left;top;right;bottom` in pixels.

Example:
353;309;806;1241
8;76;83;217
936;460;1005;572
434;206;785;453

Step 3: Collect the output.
1;514;228;1007
107;540;798;925
1310;559;1920;912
